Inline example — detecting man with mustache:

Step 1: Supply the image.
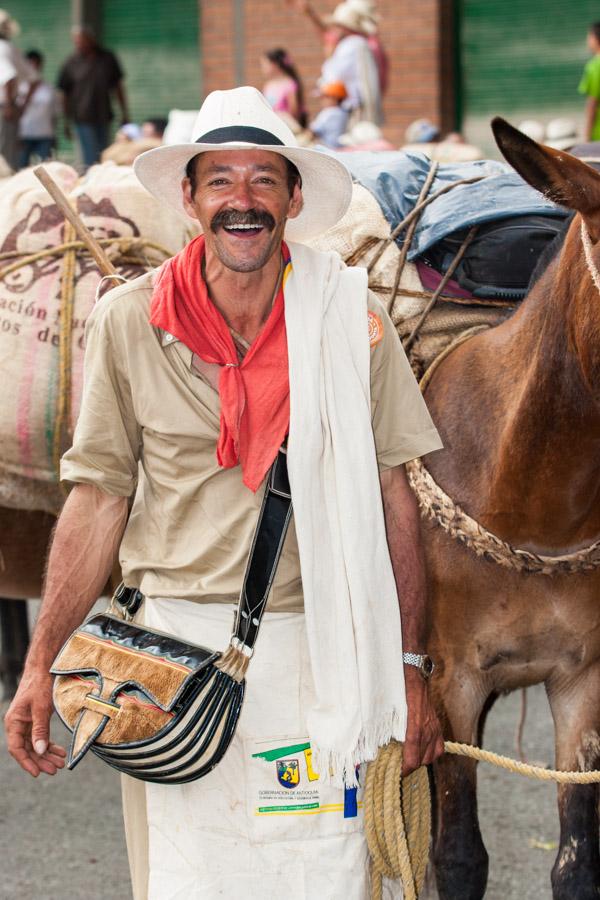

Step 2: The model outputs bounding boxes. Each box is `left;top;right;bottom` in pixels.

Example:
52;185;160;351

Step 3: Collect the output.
5;87;443;898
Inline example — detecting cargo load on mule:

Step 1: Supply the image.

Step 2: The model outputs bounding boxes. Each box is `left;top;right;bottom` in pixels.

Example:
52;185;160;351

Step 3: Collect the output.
0;162;198;516
307;151;568;375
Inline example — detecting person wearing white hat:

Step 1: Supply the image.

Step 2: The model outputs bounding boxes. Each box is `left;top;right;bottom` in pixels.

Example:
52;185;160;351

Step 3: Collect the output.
0;8;37;169
5;86;444;898
288;0;386;122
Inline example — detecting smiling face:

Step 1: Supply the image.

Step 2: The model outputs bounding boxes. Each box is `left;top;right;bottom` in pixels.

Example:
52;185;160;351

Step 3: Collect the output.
182;149;303;273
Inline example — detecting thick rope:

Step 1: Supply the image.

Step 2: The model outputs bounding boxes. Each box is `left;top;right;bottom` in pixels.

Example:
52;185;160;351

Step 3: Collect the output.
407;456;600;576
365;742;430;900
0;236;174;281
444;742;600;783
365;738;600;899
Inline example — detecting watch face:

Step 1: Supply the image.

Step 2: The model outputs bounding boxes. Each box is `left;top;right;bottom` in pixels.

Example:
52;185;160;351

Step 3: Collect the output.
422;656;434;678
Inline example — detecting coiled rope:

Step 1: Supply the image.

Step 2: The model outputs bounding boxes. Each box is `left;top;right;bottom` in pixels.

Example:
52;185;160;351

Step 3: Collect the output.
365;739;600;899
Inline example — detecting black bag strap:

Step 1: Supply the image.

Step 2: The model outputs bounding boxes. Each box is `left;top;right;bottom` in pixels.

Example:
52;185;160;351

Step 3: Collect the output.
114;447;293;653
232;446;292;650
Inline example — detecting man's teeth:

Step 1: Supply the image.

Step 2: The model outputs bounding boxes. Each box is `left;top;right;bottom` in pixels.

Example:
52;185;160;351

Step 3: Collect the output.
223;224;263;231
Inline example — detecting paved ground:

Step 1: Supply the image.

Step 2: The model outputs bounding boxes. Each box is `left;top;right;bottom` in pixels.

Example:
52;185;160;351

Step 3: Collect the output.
0;606;560;899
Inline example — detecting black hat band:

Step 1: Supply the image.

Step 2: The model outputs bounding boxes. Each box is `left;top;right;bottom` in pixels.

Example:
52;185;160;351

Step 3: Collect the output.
196;126;285;146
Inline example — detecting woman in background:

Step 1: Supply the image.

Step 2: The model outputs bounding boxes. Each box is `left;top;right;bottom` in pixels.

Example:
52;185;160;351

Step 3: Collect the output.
261;48;307;128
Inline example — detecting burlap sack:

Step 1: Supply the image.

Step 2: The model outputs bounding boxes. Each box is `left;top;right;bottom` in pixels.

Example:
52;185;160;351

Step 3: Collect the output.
0;161;198;514
309;181;510;375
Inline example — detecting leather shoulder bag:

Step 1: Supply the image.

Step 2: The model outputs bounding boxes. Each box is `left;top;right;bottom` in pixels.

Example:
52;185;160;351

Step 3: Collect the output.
50;448;292;784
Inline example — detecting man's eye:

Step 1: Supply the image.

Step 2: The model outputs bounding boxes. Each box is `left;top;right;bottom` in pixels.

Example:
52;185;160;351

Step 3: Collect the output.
208;179;228;186
255;177;276;185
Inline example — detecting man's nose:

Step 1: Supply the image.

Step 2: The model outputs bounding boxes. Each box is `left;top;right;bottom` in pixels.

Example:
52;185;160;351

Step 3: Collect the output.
229;180;256;210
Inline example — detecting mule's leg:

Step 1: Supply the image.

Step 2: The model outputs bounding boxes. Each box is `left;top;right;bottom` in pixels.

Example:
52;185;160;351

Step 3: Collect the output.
432;678;490;900
546;668;600;900
0;598;29;699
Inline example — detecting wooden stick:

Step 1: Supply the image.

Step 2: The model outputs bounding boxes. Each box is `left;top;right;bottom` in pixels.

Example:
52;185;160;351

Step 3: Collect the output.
34;165;119;278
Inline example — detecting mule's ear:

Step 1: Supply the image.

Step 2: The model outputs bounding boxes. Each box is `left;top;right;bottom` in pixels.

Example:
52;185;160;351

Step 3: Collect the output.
492;116;600;239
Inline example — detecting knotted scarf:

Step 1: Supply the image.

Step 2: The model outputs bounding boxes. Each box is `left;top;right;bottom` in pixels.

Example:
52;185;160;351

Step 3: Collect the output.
149;235;291;491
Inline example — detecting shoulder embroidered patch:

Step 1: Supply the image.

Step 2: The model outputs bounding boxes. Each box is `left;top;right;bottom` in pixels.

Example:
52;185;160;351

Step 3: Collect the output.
368;310;384;348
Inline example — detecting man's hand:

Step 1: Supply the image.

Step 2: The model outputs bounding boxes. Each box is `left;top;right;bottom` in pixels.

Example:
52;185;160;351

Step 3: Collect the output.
401;665;444;775
5;669;66;777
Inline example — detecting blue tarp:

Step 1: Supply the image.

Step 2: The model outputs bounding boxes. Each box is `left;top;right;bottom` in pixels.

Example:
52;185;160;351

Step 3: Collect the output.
330;151;567;260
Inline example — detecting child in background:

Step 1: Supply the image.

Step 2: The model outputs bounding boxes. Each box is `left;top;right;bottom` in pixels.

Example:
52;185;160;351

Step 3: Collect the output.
261;48;307;128
579;22;600;141
309;81;348;147
18;50;57;167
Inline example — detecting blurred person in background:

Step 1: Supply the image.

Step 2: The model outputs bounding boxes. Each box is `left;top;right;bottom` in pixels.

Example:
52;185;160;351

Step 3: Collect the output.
0;9;37;169
318;1;382;126
141;117;168;141
288;0;388;97
308;80;348;147
402;117;483;163
261;48;308;128
545;118;578;151
18;50;58;167
579;21;600;142
57;25;129;167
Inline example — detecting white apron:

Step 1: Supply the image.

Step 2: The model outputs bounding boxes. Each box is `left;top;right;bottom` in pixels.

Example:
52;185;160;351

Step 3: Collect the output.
122;599;374;900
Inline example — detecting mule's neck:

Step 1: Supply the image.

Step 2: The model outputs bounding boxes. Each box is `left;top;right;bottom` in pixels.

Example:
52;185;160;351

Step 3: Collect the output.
484;217;600;547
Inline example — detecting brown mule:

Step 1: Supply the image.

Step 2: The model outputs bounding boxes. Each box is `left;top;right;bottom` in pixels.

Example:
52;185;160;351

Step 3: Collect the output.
0;507;55;696
423;119;600;899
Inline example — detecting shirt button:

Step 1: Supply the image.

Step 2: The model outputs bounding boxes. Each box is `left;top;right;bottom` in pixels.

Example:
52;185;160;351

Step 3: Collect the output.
164;332;174;343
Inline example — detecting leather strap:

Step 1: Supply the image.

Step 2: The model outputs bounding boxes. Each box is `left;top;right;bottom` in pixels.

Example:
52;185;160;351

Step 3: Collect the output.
233;447;292;650
114;448;293;654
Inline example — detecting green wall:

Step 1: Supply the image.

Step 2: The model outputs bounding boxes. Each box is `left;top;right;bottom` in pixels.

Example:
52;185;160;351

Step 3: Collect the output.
102;0;202;125
460;0;598;118
10;0;72;90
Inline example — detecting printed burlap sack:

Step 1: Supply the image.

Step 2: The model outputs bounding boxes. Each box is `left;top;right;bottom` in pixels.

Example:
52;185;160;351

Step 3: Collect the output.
0;161;198;514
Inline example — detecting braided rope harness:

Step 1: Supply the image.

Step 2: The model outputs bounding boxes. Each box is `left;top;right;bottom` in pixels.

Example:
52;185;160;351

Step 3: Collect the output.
404;272;600;577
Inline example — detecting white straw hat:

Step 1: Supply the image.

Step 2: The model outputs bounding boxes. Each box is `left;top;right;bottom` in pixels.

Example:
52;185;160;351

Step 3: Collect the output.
327;1;377;35
0;9;19;38
134;86;353;242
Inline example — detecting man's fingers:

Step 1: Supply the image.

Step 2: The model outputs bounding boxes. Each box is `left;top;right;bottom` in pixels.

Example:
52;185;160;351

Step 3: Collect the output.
30;702;51;756
34;756;60;776
43;749;66;768
48;741;67;757
10;745;41;778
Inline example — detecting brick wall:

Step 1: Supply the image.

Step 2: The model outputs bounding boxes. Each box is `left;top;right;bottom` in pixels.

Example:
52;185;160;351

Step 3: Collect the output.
200;0;454;146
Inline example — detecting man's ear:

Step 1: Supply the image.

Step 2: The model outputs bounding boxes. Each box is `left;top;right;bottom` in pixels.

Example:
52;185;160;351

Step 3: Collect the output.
287;183;304;221
181;176;200;220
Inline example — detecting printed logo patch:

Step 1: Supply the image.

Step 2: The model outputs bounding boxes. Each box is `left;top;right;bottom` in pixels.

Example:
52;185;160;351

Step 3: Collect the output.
276;758;300;788
368;311;384;348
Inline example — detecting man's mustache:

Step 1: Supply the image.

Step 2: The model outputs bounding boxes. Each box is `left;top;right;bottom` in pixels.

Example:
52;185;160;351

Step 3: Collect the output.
210;208;276;232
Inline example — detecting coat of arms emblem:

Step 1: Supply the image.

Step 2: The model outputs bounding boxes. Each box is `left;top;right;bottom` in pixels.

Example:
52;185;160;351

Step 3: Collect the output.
276;758;300;788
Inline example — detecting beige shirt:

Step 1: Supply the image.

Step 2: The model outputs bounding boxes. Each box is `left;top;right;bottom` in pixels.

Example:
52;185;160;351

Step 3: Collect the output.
61;269;442;611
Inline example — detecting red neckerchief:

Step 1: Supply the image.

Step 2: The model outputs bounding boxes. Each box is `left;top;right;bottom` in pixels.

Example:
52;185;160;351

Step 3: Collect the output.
150;235;290;492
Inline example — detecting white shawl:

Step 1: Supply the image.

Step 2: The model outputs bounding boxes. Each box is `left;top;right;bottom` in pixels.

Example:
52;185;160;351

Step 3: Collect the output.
285;242;407;787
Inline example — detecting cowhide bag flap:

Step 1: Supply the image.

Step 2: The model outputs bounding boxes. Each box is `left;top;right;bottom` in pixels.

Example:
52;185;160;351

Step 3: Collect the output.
51;448;292;784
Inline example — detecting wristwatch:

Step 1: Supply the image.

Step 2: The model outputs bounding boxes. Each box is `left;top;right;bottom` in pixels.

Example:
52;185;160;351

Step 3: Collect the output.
402;652;435;680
